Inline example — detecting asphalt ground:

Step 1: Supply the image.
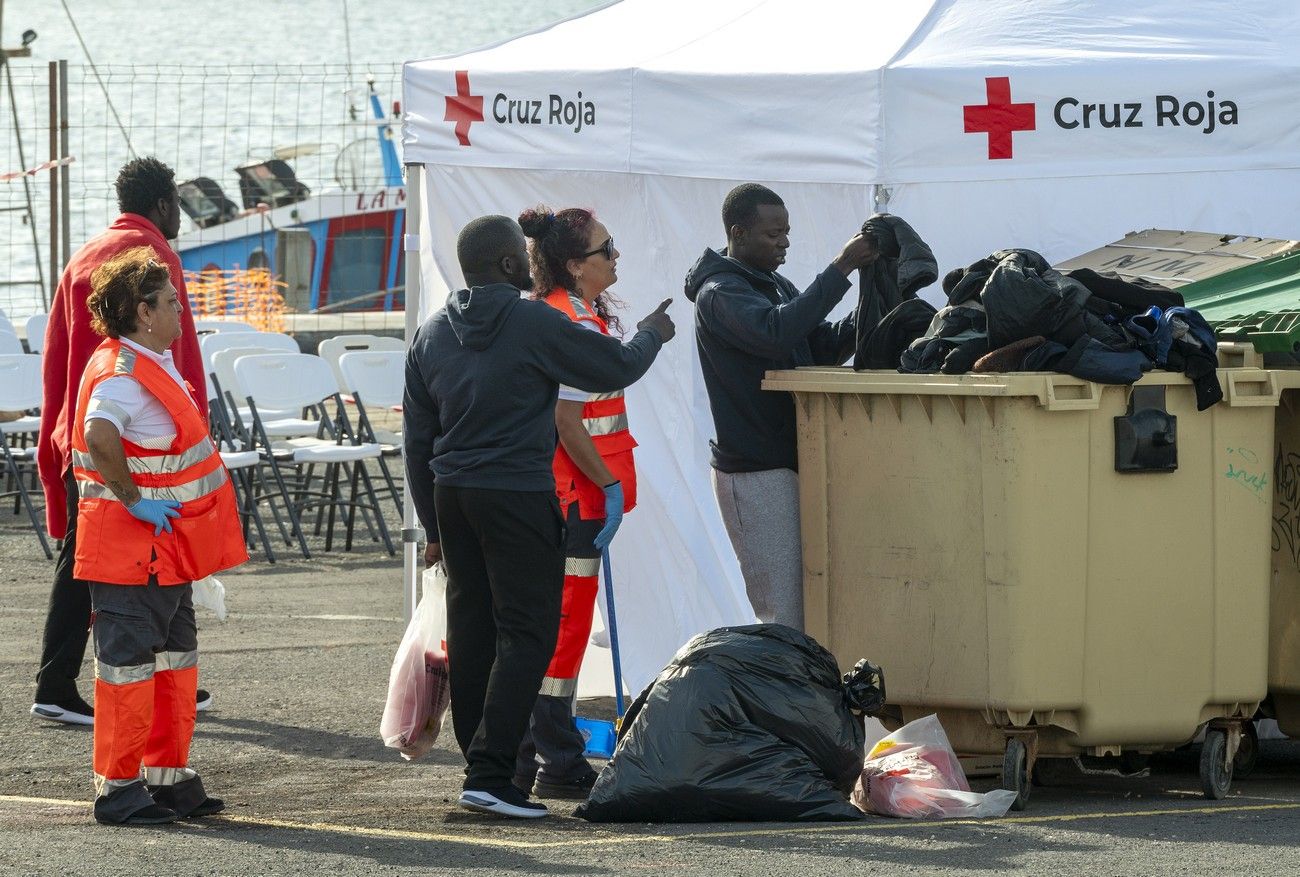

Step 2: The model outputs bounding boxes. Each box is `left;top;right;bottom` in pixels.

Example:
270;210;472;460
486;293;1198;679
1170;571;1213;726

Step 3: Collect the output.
1;485;1299;876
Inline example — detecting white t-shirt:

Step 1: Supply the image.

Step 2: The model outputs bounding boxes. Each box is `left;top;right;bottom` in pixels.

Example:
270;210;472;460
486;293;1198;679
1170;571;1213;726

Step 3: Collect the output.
558;296;601;403
84;337;193;450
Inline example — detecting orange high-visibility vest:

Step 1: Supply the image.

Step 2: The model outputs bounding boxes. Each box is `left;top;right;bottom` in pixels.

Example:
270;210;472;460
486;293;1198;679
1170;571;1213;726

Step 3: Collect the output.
544;287;638;521
71;339;249;585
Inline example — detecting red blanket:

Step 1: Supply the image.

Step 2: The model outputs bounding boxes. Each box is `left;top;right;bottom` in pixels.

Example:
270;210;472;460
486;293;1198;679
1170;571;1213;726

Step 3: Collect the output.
36;213;206;538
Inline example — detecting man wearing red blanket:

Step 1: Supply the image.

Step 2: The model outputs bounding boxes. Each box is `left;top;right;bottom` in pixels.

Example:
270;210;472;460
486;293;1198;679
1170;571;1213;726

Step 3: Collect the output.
32;157;209;725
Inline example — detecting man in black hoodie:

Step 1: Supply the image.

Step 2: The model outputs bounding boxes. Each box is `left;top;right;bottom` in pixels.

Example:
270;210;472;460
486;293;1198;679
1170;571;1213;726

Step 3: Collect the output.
684;184;877;631
404;215;674;819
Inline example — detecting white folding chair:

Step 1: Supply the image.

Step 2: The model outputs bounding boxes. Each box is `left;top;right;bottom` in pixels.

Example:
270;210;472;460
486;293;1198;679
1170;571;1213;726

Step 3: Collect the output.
338;350;405;515
0;314;15;336
200;330;299;404
0;331;23;356
209;346;319;437
233;353;393;558
0;354;52;559
193;319;256;334
318;334;405;393
24;313;48;354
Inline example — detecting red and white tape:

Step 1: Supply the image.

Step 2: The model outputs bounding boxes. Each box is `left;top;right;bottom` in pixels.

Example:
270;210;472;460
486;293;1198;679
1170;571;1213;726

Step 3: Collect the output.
0;156;76;183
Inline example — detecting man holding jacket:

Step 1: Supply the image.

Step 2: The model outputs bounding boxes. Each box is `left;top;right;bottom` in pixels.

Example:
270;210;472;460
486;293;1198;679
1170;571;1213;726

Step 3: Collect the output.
685;183;877;631
403;214;674;819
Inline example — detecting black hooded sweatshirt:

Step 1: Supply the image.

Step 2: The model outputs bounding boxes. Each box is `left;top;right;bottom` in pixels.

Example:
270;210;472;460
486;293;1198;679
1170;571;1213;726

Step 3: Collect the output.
403;282;664;540
685;249;855;473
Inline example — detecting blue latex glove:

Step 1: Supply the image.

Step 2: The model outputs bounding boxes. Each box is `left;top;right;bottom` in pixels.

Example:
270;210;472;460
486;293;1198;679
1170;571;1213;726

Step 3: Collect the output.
127;497;182;536
592;481;624;551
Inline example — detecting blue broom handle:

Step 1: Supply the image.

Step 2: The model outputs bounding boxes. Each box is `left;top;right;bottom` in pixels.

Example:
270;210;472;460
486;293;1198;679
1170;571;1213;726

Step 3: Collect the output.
601;547;625;717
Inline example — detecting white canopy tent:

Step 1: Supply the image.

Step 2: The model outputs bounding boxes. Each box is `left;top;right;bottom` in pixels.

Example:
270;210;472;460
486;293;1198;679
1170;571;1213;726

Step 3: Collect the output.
401;0;1300;692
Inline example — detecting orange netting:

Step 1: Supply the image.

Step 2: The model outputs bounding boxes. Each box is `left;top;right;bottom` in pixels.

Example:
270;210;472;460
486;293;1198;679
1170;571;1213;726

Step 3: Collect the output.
184;267;289;333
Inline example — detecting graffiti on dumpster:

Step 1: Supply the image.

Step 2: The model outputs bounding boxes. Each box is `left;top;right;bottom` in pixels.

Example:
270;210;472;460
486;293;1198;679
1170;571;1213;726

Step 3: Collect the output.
1273;444;1300;571
1225;446;1268;504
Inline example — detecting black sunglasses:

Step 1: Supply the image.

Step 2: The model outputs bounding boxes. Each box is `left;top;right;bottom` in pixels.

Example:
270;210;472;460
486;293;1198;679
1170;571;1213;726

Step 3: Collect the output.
582;237;615;261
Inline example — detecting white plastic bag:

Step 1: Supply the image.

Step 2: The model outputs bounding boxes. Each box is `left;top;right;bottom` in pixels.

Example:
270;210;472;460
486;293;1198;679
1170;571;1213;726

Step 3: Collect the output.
379;564;451;761
192;576;228;621
851;714;1017;819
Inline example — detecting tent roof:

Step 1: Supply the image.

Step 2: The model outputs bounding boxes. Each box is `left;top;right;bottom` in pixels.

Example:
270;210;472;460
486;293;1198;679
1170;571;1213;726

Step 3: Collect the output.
403;0;1300;183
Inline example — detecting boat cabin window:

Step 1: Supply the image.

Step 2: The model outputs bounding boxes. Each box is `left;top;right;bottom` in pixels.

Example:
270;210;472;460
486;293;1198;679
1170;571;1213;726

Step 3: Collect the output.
325;229;386;309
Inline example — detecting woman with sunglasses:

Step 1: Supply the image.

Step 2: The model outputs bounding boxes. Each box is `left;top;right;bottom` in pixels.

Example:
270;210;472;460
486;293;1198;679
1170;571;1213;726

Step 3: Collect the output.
515;205;637;799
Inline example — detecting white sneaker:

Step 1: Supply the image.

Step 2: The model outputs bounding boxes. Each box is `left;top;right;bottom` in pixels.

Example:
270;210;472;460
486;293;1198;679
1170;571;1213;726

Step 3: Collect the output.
31;701;94;726
458;788;549;819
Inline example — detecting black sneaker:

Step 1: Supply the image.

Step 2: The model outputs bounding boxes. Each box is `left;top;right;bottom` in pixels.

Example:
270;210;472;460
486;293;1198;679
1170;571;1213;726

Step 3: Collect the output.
31;696;94;726
186;797;225;818
95;803;179;826
196;690;213;712
533;770;598;800
458;786;549;819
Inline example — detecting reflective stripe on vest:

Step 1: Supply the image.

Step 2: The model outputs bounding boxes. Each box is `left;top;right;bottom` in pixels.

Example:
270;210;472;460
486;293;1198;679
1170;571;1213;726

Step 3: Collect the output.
76;463;228;504
72;434;217;479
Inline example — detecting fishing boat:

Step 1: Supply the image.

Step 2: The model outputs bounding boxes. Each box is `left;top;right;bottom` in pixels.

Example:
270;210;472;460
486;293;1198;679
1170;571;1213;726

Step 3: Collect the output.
173;82;405;314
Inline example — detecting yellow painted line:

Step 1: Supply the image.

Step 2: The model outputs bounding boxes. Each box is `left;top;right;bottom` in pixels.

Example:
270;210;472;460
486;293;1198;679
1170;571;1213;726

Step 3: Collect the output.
2;794;1297;850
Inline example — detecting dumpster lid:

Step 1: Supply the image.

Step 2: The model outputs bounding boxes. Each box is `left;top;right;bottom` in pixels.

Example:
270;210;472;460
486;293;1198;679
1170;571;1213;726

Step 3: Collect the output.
1182;251;1300;329
763;368;1282;411
1055;229;1300;289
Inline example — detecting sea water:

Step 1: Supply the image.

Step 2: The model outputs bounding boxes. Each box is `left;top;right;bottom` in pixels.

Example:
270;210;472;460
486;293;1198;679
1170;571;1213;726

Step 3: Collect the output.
0;0;601;318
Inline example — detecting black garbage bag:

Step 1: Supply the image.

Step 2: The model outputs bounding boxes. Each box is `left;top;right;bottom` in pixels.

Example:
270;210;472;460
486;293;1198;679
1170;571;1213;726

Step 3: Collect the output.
575;624;869;823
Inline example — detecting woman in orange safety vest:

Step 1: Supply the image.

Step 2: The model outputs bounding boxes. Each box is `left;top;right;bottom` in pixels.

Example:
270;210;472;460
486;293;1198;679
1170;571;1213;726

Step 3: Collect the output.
73;246;247;825
513;205;640;799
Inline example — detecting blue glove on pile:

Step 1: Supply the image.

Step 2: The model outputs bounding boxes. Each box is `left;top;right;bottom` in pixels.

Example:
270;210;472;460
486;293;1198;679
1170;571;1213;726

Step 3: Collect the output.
593;481;624;550
127;497;182;536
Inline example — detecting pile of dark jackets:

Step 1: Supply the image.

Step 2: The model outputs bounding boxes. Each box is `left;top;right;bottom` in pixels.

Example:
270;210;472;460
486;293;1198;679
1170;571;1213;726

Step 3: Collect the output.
895;249;1223;410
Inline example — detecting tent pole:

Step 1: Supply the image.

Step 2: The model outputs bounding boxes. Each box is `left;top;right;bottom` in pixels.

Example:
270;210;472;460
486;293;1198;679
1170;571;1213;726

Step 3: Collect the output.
400;162;424;622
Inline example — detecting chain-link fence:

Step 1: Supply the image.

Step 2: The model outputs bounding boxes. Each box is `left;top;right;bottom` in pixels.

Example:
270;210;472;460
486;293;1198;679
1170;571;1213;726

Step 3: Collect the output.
1;62;405;335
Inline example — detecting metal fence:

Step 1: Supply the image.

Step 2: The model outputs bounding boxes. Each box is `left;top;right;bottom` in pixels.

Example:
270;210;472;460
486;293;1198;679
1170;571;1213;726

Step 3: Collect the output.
0;62;405;333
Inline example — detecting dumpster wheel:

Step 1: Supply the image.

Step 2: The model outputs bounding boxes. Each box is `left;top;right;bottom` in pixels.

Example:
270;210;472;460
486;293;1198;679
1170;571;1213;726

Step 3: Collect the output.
1002;738;1031;811
1199;727;1234;799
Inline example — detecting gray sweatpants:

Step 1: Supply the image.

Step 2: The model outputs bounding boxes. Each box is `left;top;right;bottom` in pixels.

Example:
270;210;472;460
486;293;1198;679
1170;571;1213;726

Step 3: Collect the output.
712;467;804;631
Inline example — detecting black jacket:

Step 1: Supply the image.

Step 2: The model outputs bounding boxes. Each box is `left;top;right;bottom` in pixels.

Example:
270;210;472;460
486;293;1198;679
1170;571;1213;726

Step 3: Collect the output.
403;282;664;542
853;214;938;367
685;248;854;473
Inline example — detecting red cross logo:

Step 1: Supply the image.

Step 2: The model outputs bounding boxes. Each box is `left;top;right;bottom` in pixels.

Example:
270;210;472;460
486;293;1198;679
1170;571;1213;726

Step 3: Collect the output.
444;70;483;147
963;77;1036;160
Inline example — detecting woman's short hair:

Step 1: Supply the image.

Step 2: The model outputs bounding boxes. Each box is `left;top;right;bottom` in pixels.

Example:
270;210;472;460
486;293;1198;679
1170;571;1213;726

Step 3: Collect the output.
86;246;171;338
518;204;623;333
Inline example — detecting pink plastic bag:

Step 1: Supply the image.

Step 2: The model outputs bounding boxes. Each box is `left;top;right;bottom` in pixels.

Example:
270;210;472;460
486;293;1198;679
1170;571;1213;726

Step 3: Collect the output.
380;565;451;761
851;714;1016;819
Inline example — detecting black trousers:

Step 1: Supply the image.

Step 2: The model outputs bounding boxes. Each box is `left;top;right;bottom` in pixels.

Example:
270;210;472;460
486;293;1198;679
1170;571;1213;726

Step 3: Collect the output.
35;468;89;704
434;484;565;791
